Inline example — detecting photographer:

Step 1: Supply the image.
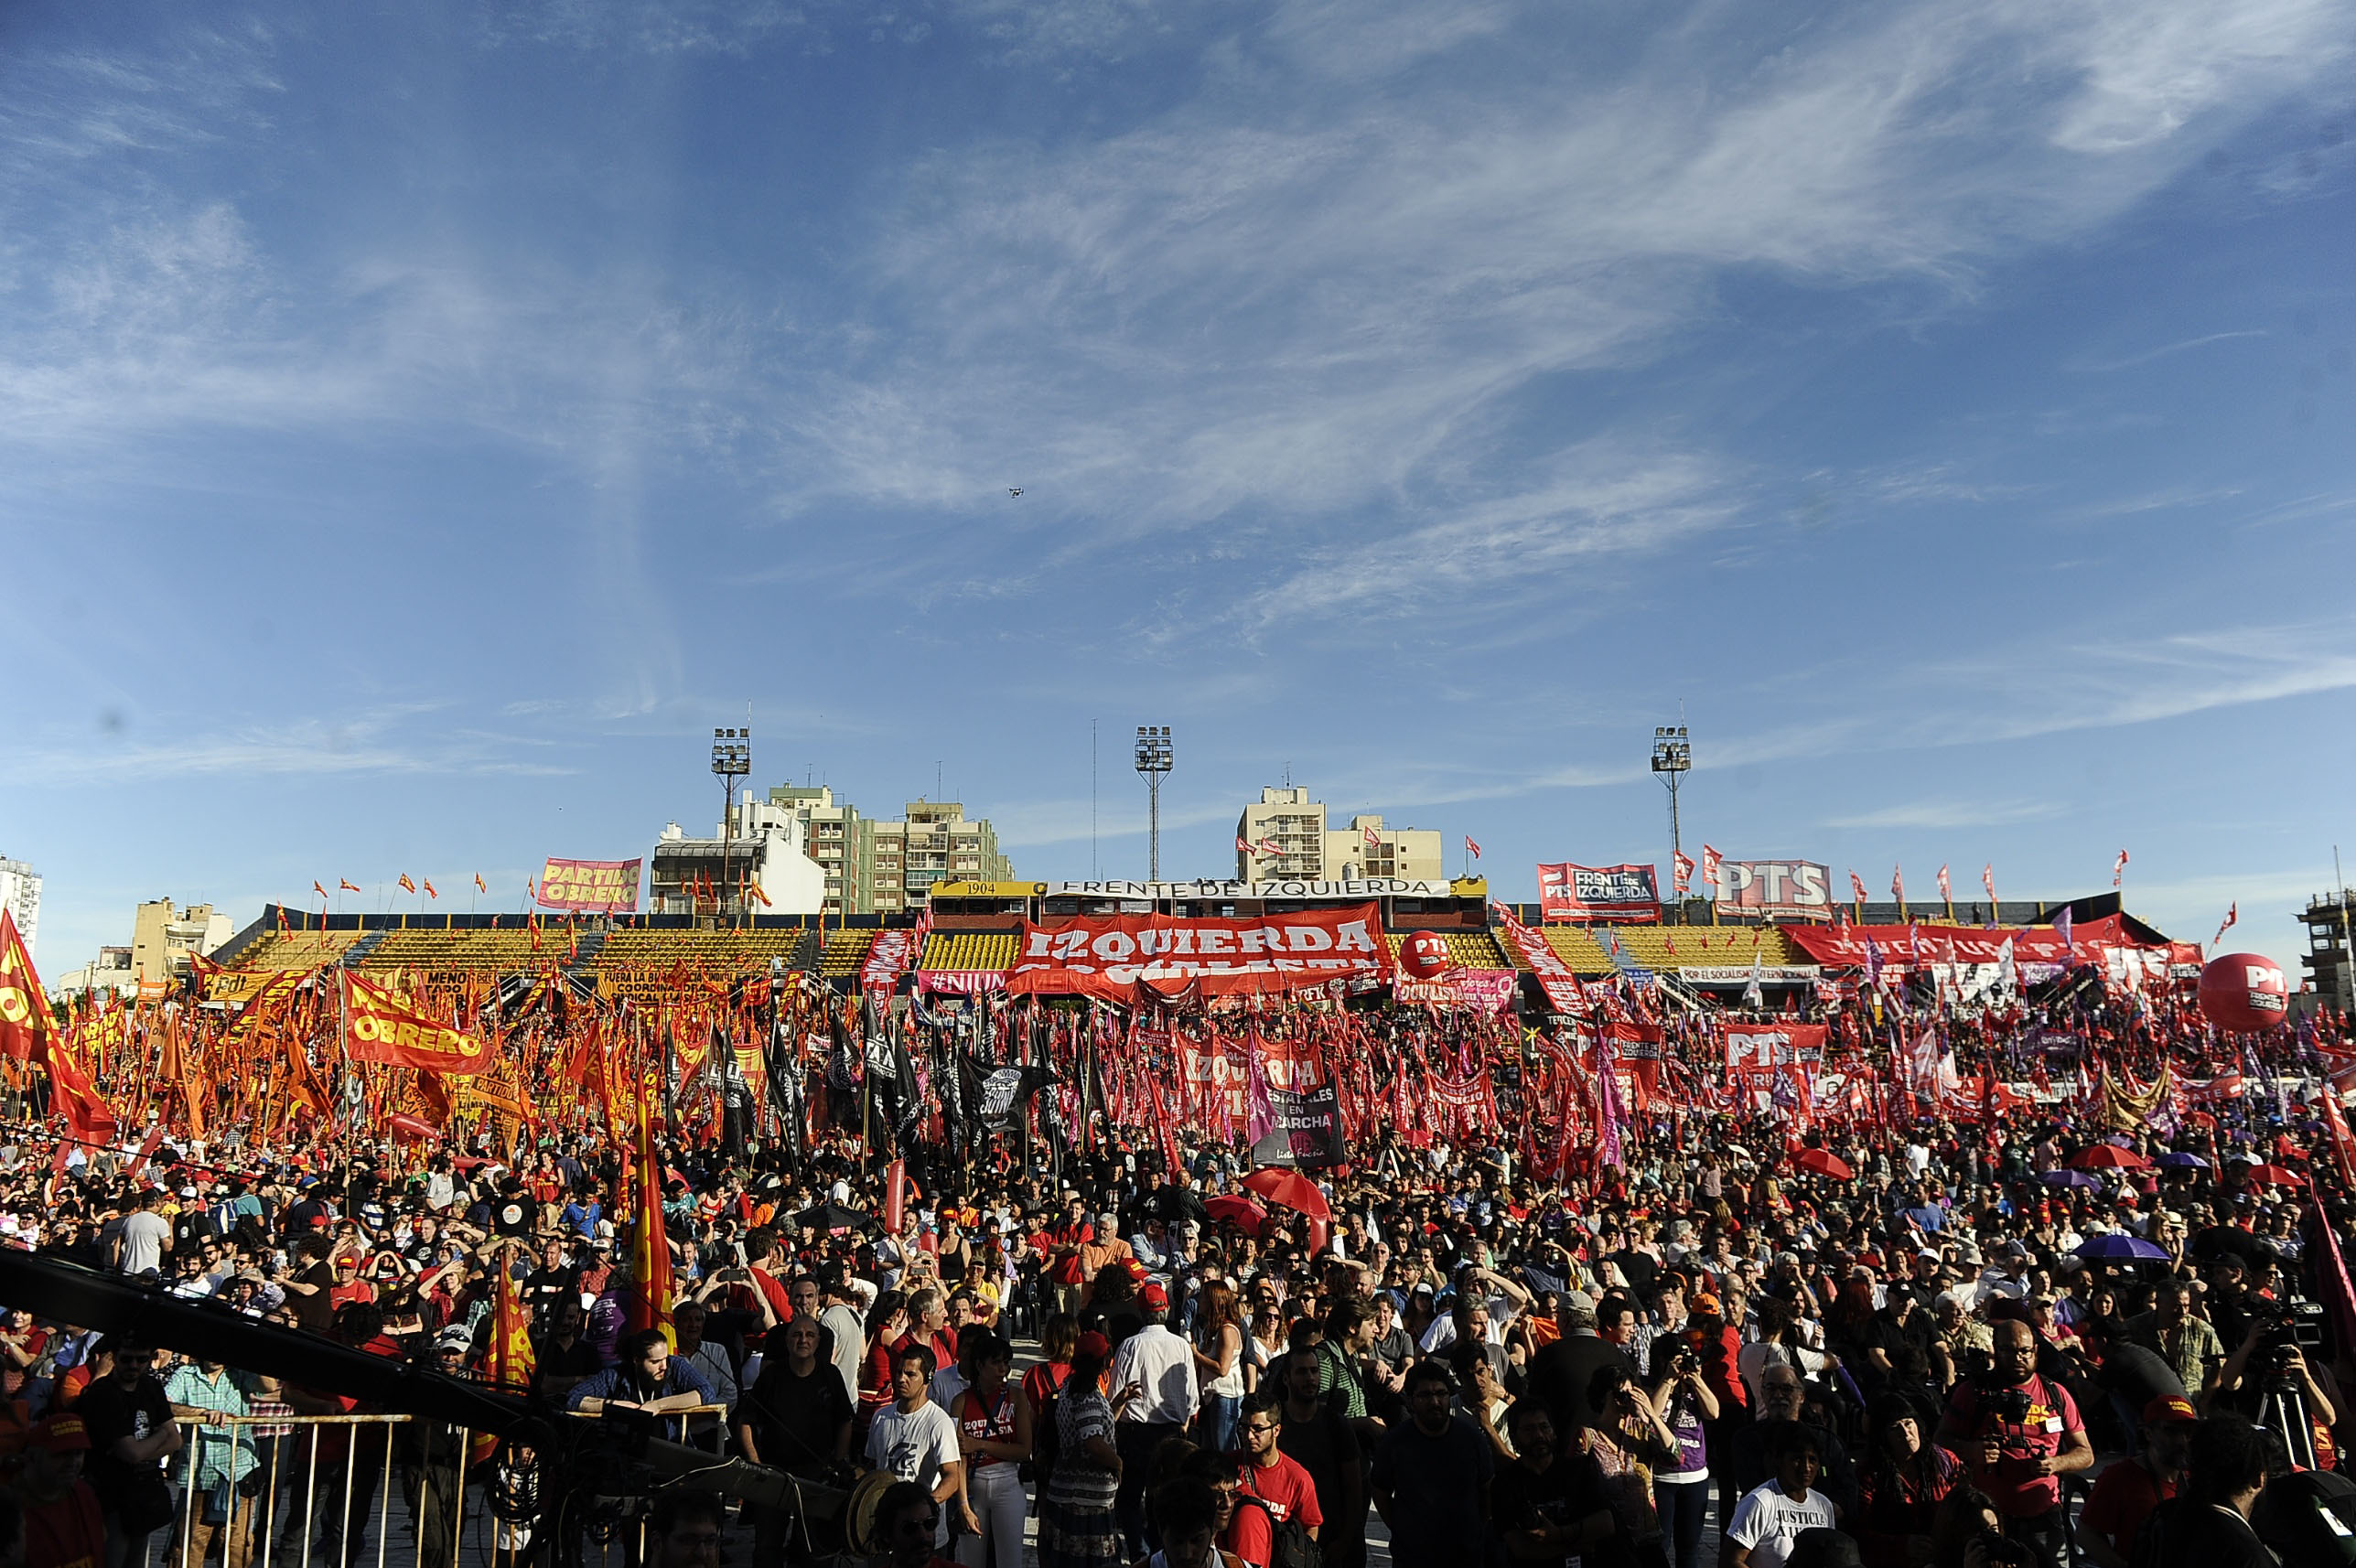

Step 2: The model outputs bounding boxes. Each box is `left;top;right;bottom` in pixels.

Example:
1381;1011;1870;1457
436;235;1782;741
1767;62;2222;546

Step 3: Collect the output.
2208;1313;2337;1460
1932;1320;2089;1568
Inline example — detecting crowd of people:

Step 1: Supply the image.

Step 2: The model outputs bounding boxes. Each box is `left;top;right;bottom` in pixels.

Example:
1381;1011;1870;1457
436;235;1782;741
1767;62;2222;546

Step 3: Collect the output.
0;978;2351;1568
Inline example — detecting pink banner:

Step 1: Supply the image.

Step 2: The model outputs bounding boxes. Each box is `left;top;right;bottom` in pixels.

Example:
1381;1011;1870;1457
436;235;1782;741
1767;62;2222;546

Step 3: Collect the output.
917;969;1006;994
1491;902;1589;1013
1784;914;2148;970
861;929;918;990
1395;969;1519;1012
536;857;641;913
1536;863;1660;923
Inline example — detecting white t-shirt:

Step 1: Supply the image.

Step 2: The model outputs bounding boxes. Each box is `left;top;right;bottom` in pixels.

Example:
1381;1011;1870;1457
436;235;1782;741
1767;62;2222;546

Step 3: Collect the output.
119;1211;172;1275
1726;1482;1838;1568
865;1400;961;1546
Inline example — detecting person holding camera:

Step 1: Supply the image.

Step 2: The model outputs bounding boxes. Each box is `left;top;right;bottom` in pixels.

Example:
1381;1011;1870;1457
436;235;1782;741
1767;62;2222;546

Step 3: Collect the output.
2208;1317;2338;1467
1932;1320;2090;1568
1643;1336;1715;1568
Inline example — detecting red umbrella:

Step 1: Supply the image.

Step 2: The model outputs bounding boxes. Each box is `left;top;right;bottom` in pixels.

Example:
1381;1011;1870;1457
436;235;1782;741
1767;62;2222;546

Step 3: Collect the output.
1791;1147;1853;1180
2246;1164;2301;1187
1203;1195;1269;1236
2071;1144;2151;1170
1241;1167;1332;1220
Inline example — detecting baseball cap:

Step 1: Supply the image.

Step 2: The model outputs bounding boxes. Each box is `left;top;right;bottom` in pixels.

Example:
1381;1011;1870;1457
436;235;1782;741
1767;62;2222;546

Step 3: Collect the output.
29;1413;91;1453
1075;1331;1112;1361
1140;1282;1169;1313
2143;1395;2199;1426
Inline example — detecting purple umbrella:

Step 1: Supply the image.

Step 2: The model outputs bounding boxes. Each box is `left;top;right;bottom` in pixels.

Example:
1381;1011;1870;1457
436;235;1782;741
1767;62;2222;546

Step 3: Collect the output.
2072;1232;2169;1262
2155;1151;2209;1168
2040;1169;2101;1188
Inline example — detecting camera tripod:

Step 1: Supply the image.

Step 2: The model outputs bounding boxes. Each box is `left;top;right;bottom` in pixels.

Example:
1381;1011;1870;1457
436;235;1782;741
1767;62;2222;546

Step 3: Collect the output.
2256;1376;2317;1473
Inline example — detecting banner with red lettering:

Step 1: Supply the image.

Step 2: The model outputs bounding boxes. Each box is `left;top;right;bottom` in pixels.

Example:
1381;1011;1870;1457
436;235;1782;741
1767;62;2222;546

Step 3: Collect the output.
1004;905;1387;1000
342;972;499;1075
1491;902;1589;1014
1181;1032;1325;1121
1536;864;1660;923
536;857;642;913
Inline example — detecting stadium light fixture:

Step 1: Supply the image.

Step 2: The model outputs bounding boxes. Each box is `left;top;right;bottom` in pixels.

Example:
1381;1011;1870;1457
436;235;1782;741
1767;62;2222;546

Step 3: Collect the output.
713;727;752;920
1135;725;1173;881
1651;725;1691;906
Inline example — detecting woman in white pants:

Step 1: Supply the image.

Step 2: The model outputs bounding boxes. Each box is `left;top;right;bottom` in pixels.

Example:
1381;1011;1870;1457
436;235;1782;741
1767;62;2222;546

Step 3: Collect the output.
951;1332;1033;1568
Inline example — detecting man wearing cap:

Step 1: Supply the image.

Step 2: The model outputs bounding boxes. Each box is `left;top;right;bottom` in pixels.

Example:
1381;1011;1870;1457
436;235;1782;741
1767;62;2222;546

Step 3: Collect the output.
16;1412;106;1568
1109;1280;1196;1559
2079;1396;2196;1568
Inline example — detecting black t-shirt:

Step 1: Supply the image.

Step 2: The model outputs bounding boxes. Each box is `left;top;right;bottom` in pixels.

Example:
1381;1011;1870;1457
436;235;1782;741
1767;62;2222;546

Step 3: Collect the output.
739;1360;855;1478
1524;1334;1635;1436
1372;1416;1495;1567
289;1260;339;1335
2130;1497;2278;1568
75;1376;176;1505
523;1266;581;1329
2093;1342;2188;1407
1491;1451;1610;1568
1609;1248;1660;1300
491;1194;540;1239
1275;1395;1361;1541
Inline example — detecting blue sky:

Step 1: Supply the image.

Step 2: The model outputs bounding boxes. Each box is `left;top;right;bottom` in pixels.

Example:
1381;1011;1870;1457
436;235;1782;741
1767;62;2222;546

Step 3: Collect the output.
4;0;2352;977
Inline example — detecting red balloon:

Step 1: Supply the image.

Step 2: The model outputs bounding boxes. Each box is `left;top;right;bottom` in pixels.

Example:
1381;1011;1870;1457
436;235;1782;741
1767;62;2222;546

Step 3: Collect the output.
1398;930;1454;982
387;1112;440;1144
2198;952;2290;1032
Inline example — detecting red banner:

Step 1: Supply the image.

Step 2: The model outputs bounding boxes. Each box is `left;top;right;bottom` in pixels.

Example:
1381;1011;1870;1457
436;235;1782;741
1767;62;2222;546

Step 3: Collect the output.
1492;902;1588;1013
860;929;918;990
536;857;641;913
1784;915;2147;971
342;972;499;1075
1003;904;1387;1000
1181;1033;1324;1121
1536;863;1660;923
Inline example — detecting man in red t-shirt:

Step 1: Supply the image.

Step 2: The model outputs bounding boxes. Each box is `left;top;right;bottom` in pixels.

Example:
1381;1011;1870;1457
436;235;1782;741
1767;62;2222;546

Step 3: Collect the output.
1225;1392;1323;1568
2079;1396;2195;1568
18;1412;107;1568
1936;1319;2092;1566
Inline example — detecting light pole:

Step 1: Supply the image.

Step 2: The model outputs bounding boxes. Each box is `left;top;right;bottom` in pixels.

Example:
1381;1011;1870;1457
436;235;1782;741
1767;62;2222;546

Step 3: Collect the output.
713;727;751;920
1651;725;1690;910
1135;725;1172;881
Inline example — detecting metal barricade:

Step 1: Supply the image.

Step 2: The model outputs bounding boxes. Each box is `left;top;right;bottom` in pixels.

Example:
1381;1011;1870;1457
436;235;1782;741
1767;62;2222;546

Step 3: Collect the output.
158;1403;741;1568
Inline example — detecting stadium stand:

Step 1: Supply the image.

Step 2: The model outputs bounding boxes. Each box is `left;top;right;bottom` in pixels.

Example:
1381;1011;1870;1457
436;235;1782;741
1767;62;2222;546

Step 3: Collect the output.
920;931;1021;972
224;930;361;971
819;928;877;978
1382;929;1513;968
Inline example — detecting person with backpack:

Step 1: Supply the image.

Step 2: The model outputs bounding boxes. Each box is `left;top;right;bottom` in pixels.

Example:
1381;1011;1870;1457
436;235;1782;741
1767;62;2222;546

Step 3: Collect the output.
1225;1391;1322;1568
1277;1346;1362;1568
1933;1319;2091;1568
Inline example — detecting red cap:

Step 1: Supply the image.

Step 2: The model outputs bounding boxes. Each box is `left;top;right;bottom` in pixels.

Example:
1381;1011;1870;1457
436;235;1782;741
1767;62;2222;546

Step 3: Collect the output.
1076;1331;1112;1361
2143;1395;2199;1426
1141;1282;1170;1313
29;1413;91;1453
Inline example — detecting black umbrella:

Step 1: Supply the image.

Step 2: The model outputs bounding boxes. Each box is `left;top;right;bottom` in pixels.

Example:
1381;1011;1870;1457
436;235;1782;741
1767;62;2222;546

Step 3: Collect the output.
795;1202;869;1233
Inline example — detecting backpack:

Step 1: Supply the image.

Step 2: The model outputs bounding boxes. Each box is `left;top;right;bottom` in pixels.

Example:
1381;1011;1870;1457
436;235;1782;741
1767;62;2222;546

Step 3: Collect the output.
1232;1495;1322;1568
1027;1386;1061;1487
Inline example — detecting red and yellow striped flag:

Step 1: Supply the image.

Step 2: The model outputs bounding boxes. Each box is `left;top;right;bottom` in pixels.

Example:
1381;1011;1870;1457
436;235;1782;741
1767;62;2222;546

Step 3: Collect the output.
470;1253;536;1464
627;1088;674;1345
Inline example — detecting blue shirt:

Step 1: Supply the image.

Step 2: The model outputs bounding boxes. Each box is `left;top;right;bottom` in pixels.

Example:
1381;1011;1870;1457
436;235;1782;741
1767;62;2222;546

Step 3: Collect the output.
565;1359;718;1439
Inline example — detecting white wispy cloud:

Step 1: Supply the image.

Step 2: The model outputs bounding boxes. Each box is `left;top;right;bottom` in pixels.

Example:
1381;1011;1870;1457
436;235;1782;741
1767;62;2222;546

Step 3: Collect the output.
2067;329;2270;373
0;707;576;787
1827;799;2068;830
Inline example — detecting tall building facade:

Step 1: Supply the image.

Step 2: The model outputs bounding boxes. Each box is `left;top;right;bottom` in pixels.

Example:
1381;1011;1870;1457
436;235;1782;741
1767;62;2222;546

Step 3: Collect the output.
0;857;38;954
767;786;877;917
761;787;1014;915
1234;788;1444;881
129;898;234;985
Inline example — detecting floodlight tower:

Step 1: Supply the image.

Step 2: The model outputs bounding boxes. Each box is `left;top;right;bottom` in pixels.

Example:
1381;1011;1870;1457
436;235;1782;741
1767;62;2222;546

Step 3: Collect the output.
1135;725;1173;881
1651;725;1691;896
713;726;752;918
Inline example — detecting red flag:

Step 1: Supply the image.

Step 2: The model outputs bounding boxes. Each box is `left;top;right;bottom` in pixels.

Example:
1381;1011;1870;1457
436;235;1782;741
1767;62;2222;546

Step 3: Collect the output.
312;881;330;901
1700;844;1722;897
1362;824;1380;847
1982;865;1996;904
628;1089;675;1343
398;873;417;895
2112;848;2129;888
1848;870;1868;903
2212;903;2238;950
1465;836;1482;860
474;874;488;894
422;878;438;900
1891;865;1906;901
46;1034;117;1144
1672;851;1694;896
0;909;55;1064
1936;865;1951;901
339;879;360;894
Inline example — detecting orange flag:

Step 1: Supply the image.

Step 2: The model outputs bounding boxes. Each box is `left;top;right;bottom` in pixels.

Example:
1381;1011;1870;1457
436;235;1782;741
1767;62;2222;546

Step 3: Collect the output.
399;874;417;895
341;972;498;1075
0;909;54;1063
